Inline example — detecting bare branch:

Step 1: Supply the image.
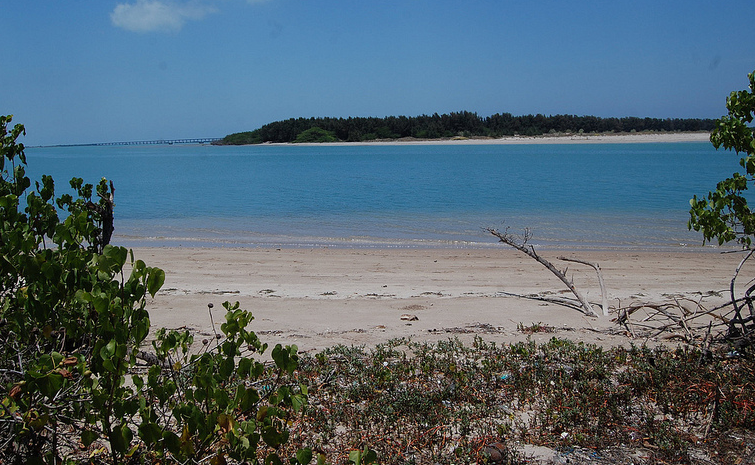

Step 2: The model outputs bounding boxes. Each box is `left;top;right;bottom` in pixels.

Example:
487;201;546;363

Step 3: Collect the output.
558;256;609;316
486;227;598;317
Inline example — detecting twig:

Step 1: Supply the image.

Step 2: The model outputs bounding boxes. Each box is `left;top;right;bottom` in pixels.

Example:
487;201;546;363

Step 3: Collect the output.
208;302;220;342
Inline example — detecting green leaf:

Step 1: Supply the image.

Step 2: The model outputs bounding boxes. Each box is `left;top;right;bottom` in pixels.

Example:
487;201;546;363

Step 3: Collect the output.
348;450;362;465
349;447;377;465
162;431;181;456
109;425;128;454
138;422;163;445
147;267;165;297
238;357;252;377
261;425;287;448
81;430;98;447
100;339;117;360
292;393;307;412
296;448;313;465
362;449;378;464
271;344;298;375
264;453;284;465
240;387;260;412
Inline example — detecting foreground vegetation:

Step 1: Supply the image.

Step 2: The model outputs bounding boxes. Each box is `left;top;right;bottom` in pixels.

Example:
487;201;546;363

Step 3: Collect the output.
216;111;715;145
0;115;309;464
286;335;754;464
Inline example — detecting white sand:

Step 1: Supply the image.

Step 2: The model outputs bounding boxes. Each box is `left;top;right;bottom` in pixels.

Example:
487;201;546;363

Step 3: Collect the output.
283;132;710;147
136;247;742;353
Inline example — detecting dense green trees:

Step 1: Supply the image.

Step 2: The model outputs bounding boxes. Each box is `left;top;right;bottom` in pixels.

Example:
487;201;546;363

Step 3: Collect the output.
293;127;338;143
217;111;715;145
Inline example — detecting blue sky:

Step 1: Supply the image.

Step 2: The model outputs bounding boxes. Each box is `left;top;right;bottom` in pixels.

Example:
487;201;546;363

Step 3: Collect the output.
2;0;754;146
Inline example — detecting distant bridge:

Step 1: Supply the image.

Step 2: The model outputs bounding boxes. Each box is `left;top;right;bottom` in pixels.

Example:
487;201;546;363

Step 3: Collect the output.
46;138;222;148
93;138;222;146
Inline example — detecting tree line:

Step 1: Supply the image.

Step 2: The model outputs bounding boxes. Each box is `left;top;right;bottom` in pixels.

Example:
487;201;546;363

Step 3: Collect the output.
216;111;716;144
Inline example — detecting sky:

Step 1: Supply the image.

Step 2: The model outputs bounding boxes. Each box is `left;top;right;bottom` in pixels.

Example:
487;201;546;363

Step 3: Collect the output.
2;0;754;146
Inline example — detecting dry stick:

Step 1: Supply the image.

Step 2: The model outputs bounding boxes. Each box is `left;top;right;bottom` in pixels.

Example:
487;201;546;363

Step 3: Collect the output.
616;298;638;337
497;290;585;309
558;256;609;316
745;282;755;319
621;299;735;341
486;228;598;317
673;298;696;342
729;249;754;333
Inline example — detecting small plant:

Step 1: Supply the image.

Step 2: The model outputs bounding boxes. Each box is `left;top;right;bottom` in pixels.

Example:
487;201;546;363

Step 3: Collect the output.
134;301;308;464
516;321;556;334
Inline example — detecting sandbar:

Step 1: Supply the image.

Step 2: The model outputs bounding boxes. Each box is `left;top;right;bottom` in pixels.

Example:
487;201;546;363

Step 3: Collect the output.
280;131;710;147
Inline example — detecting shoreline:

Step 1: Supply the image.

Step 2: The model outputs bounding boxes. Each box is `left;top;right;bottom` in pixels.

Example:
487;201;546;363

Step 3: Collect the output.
115;234;729;253
137;246;744;353
252;131;711;147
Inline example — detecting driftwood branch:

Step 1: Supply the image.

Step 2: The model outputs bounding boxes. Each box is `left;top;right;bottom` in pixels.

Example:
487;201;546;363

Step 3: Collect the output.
85;180;115;254
486;227;598;317
558;256;609;316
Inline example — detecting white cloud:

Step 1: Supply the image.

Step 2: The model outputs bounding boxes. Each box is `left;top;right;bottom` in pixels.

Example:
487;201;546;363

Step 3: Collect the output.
111;0;217;33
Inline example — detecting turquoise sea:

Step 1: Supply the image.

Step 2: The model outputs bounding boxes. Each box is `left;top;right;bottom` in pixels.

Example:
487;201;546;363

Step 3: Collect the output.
25;142;738;250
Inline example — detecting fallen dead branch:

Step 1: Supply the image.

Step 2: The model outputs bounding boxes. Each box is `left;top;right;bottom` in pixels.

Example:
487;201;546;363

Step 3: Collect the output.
613;296;751;347
558;256;609;316
486;227;599;317
486;227;755;348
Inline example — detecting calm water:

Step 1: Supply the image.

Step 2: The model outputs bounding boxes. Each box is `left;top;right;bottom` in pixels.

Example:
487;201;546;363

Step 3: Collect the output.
25;142;737;250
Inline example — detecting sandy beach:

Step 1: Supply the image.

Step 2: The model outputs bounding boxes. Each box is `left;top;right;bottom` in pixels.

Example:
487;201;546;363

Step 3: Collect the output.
124;131;728;353
286;131;711;147
136;246;743;353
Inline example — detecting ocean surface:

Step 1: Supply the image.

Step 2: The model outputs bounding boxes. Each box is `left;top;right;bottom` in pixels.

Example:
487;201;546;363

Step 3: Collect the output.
24;141;740;250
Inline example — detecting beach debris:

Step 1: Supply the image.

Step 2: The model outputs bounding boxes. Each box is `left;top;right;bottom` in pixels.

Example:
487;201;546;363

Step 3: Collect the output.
517;321;556;334
441;327;473;334
418;291;444;296
365;293;396;298
199;289;240;295
400;304;426;311
605;248;755;349
482;442;510;463
614;295;740;349
400;314;418;321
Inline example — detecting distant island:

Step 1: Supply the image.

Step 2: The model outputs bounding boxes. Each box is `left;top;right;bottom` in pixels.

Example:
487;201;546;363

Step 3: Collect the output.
214;111;715;145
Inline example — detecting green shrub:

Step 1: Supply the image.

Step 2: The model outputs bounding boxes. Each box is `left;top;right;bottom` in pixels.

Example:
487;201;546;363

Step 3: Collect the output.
0;115;310;465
